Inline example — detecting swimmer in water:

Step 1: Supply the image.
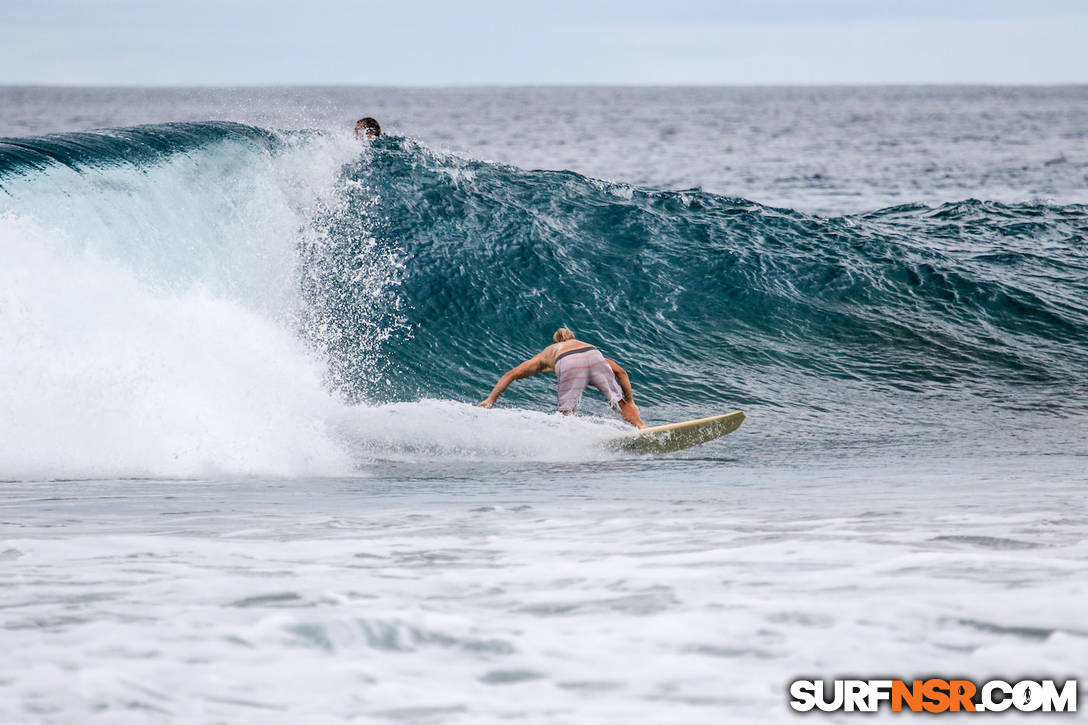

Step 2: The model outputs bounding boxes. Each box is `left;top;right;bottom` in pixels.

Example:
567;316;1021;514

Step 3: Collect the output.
354;117;381;139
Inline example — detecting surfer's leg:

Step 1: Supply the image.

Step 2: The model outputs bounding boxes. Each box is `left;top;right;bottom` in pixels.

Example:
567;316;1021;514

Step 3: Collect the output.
588;362;645;428
616;398;646;428
556;357;589;414
558;386;584;414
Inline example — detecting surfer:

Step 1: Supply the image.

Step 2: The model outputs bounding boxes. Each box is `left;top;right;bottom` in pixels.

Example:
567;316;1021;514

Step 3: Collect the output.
478;328;647;428
354;117;381;139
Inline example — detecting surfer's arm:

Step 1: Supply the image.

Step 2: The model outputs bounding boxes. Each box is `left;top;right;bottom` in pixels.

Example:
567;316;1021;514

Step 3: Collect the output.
606;359;635;402
478;355;547;408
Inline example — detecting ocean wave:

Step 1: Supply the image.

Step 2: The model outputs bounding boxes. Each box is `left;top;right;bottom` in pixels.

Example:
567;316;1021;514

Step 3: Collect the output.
0;122;1085;477
343;139;1088;412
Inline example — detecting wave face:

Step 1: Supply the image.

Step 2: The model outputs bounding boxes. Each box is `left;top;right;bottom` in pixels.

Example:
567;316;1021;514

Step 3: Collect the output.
352;140;1088;416
1;123;1086;477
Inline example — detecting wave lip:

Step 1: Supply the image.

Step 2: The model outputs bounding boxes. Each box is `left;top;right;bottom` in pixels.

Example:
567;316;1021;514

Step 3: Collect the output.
0;122;279;181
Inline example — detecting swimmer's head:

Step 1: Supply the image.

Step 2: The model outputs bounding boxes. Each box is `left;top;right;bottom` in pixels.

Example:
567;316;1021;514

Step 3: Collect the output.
354;117;381;139
553;327;575;343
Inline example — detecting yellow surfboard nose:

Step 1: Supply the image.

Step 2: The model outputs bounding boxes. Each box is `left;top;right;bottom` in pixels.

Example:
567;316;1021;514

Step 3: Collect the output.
608;410;746;454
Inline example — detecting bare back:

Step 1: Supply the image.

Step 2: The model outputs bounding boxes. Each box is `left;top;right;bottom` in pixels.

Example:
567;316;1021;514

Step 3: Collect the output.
532;338;596;373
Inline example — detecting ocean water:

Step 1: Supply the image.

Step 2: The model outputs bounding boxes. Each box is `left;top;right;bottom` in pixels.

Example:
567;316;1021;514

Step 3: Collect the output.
1;86;1086;723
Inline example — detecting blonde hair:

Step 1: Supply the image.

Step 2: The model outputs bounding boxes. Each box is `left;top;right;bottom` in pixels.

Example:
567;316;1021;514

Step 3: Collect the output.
552;327;575;343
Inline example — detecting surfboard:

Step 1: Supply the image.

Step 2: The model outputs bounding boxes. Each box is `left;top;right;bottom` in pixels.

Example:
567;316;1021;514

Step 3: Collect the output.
607;411;745;454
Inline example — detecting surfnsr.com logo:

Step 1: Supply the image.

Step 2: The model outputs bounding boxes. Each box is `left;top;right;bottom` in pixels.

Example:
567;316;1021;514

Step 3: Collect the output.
789;679;1077;713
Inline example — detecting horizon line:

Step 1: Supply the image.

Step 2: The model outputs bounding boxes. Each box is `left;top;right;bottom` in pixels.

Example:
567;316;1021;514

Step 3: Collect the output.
3;81;1088;91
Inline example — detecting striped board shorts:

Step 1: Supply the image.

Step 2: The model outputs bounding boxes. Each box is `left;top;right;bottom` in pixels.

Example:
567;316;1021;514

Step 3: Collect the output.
554;346;623;413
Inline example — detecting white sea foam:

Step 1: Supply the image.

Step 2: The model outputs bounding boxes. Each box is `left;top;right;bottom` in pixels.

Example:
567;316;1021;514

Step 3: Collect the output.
1;459;1085;723
0;134;621;480
0;210;352;479
330;399;626;463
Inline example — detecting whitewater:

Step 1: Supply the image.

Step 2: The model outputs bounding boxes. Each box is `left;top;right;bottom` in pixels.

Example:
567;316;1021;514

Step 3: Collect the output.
1;87;1086;723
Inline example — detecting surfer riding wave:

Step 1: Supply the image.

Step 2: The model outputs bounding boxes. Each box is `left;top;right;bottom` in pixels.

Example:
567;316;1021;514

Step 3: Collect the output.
478;328;646;428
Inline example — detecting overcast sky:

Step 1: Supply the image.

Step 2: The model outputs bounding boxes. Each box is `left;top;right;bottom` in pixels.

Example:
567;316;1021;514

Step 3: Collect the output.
4;0;1087;86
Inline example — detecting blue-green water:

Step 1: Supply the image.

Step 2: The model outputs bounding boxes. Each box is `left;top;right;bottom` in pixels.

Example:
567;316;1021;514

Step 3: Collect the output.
0;88;1085;723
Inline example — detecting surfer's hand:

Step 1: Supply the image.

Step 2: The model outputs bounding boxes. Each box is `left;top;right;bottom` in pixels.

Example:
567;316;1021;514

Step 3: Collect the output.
477;399;493;408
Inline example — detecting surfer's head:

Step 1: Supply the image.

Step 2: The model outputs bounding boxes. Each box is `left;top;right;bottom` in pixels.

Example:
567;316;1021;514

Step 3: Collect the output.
354;117;381;139
553;327;575;343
